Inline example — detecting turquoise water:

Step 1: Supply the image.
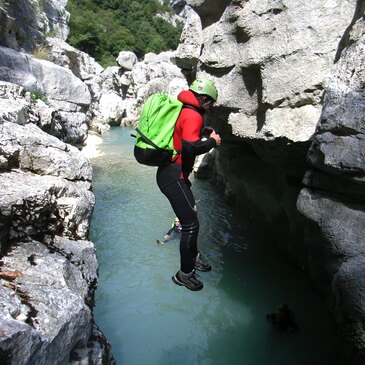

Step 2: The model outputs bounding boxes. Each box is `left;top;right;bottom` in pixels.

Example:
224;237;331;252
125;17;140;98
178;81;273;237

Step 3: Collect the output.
90;127;342;365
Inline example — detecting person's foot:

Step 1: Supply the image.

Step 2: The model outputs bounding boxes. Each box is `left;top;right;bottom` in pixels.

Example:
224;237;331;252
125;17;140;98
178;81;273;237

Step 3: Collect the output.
195;252;212;272
172;270;203;291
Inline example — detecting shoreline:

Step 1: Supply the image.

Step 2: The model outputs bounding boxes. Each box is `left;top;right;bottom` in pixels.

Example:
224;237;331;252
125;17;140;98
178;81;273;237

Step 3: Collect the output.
81;132;104;159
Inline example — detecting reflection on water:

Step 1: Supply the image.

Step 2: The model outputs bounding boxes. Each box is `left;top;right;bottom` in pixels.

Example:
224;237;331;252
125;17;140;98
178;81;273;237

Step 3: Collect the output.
90;127;341;365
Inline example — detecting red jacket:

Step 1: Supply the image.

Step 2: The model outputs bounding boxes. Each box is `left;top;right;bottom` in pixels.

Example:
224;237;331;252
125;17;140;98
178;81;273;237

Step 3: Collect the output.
173;90;216;180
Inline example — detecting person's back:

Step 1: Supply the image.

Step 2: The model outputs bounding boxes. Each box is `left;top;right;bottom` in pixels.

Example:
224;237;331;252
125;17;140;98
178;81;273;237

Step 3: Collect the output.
173;89;206;180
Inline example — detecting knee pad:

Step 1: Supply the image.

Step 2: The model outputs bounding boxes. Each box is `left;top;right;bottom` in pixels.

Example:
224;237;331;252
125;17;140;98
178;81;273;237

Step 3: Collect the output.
182;219;199;236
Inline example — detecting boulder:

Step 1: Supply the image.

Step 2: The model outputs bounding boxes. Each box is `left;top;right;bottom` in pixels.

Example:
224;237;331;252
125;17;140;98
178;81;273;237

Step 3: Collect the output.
0;122;92;181
0;240;93;365
55;111;88;147
116;51;138;71
0;98;30;125
45;37;104;80
0;46;91;109
98;92;126;126
0;170;94;243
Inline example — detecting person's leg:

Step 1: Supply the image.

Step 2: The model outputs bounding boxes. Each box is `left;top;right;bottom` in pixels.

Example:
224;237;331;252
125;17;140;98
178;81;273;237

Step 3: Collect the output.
160;179;198;273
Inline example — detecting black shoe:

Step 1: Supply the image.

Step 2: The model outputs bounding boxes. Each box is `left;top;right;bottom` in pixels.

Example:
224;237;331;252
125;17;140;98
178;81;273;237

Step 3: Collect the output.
172;270;203;291
195;252;212;272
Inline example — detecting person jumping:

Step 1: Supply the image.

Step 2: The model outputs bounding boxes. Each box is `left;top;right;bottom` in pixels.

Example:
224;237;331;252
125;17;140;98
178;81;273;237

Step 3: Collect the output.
156;78;221;291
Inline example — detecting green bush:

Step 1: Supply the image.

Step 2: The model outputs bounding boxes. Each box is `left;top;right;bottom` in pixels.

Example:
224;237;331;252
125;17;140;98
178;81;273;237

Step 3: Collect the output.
30;91;48;103
66;0;182;67
33;46;49;60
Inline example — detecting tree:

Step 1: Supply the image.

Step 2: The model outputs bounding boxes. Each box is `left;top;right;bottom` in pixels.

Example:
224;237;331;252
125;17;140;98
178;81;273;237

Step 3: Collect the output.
67;7;102;59
66;0;182;67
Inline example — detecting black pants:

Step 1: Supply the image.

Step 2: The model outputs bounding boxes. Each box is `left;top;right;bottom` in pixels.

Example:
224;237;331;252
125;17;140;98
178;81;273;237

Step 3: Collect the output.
157;166;199;273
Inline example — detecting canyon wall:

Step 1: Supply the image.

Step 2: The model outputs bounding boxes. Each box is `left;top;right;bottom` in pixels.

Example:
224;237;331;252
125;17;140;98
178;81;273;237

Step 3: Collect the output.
174;0;365;361
0;1;115;363
1;0;365;363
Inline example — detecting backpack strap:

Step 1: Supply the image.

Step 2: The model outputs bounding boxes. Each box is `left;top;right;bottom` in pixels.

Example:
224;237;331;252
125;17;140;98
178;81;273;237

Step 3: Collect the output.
182;104;204;116
135;127;162;150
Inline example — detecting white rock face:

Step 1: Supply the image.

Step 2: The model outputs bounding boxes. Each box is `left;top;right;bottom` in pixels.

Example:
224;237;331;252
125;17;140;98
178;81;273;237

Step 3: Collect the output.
180;0;356;145
0;119;114;363
0;46;91;107
0;2;115;364
185;1;365;361
0;0;70;52
116;51;138;71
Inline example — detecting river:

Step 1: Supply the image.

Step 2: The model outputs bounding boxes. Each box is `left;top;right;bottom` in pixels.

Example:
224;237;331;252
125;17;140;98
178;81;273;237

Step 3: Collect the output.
89;127;342;365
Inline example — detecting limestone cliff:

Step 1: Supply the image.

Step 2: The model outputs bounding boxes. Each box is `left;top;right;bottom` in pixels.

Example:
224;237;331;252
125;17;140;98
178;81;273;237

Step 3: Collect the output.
174;0;365;361
0;0;69;52
297;18;365;359
0;1;115;364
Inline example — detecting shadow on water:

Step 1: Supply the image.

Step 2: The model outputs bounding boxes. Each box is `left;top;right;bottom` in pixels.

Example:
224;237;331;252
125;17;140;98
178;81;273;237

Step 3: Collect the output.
90;127;343;365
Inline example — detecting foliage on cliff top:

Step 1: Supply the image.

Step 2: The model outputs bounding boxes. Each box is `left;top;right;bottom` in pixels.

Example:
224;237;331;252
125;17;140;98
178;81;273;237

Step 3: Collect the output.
66;0;182;67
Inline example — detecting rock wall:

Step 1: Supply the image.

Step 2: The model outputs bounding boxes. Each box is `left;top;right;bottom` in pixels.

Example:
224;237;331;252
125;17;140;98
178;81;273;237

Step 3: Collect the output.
0;1;115;364
174;0;365;361
0;81;115;364
0;0;69;52
297;18;365;360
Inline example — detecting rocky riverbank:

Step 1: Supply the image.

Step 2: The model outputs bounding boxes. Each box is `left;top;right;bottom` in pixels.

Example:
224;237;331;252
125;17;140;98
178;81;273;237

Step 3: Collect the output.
0;1;113;363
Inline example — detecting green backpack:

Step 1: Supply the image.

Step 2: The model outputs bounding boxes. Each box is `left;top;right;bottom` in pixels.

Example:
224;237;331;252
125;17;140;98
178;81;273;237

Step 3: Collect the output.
133;93;197;167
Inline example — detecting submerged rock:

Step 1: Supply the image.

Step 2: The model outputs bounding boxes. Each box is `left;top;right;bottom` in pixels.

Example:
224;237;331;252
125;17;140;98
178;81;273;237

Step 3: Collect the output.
266;304;299;334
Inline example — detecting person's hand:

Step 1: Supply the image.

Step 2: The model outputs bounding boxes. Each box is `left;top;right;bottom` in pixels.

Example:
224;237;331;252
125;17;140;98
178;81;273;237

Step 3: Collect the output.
210;130;221;146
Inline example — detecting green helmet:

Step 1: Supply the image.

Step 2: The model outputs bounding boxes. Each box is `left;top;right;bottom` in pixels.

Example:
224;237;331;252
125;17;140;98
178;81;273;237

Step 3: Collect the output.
189;78;218;101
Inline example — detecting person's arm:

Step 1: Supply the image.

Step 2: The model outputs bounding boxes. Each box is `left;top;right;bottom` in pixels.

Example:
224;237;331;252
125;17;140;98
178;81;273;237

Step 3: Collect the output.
181;114;221;155
182;137;216;155
166;227;175;235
